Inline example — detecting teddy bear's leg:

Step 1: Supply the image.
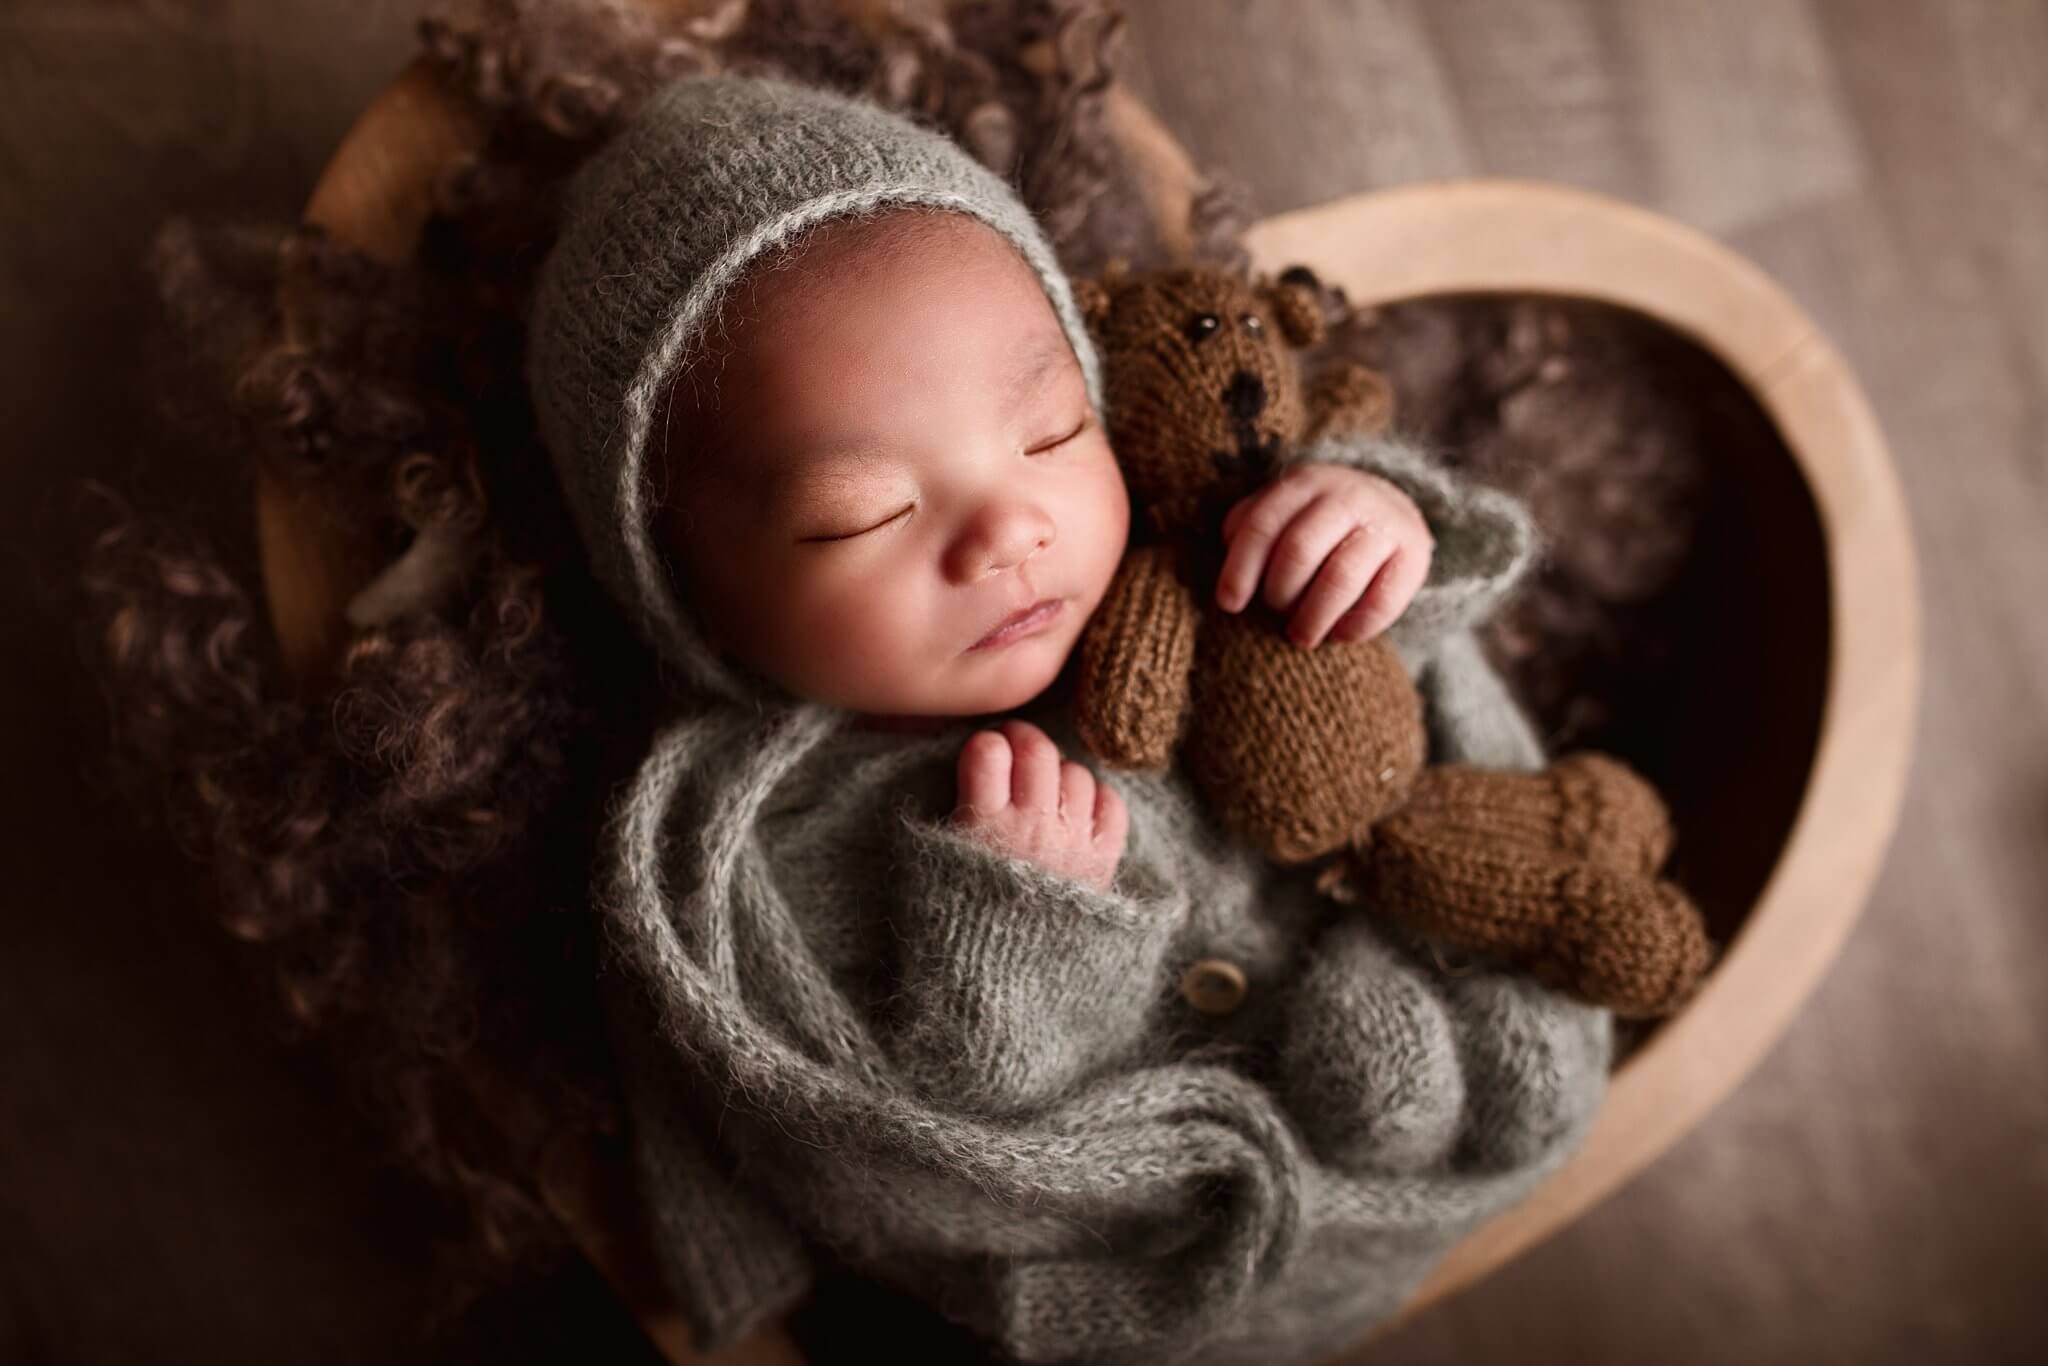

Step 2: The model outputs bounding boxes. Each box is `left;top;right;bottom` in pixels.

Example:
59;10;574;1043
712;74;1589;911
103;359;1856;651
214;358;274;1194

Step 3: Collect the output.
1549;866;1715;1017
1276;918;1465;1174
1365;809;1714;1018
1548;753;1676;874
1434;967;1613;1175
1396;754;1675;877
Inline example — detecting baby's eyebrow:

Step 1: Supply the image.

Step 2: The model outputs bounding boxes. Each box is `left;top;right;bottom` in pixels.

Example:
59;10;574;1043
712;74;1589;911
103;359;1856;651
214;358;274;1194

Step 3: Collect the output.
997;331;1074;420
768;458;897;519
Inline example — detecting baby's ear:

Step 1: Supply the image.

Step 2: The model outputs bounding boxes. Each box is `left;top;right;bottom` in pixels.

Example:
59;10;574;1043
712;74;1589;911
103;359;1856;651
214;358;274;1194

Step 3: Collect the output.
1264;265;1327;348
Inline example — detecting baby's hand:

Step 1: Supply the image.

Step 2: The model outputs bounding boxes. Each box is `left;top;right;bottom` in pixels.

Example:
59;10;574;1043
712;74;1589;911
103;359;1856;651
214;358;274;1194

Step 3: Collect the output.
1216;463;1434;648
951;721;1127;893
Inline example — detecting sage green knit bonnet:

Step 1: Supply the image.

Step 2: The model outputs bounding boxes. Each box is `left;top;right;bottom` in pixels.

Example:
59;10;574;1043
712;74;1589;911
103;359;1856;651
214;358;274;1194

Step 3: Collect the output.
525;74;1106;704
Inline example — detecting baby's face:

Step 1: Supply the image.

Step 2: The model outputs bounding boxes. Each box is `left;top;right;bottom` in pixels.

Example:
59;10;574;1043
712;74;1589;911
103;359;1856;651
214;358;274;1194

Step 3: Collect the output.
658;210;1129;719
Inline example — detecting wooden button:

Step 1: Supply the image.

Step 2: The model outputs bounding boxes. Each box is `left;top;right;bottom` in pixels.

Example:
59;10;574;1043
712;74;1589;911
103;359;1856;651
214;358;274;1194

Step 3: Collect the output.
1180;958;1248;1015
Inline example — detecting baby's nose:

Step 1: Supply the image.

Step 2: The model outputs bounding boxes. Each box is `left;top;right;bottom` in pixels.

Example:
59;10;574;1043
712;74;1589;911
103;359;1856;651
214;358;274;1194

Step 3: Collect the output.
947;499;1056;581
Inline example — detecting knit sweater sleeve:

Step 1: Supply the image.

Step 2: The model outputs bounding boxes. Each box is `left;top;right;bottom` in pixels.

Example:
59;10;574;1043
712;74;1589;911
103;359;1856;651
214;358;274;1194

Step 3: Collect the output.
599;966;814;1354
1284;430;1540;672
1414;625;1547;769
881;782;1191;1117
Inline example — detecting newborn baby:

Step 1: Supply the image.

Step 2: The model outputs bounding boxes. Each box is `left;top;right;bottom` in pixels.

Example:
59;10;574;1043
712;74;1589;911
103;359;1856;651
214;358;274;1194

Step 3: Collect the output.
527;74;1610;1366
663;203;1435;893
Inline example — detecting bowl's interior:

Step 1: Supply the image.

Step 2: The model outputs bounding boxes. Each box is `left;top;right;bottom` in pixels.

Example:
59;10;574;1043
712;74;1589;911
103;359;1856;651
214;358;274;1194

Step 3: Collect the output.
1645;323;1830;949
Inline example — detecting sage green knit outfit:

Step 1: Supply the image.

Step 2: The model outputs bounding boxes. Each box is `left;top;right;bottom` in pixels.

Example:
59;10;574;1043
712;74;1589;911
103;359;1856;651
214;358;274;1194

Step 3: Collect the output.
527;74;1610;1366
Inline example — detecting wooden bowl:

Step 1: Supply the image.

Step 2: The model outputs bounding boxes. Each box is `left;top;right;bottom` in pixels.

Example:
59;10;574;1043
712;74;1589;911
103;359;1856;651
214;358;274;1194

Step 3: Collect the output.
258;26;1919;1366
1245;183;1919;1332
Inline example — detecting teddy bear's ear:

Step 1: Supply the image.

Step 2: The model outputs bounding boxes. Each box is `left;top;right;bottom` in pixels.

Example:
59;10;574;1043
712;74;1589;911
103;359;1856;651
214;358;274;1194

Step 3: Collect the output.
1073;276;1113;329
1265;265;1327;348
1074;256;1131;328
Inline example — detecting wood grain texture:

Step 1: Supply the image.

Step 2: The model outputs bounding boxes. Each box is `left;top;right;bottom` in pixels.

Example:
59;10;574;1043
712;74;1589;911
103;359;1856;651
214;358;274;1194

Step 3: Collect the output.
1117;0;1478;210
4;2;2044;1364
1412;0;1645;200
1609;0;1865;236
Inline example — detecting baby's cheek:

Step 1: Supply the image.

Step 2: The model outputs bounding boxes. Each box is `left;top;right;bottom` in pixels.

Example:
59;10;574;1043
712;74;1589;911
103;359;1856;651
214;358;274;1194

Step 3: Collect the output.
787;560;932;679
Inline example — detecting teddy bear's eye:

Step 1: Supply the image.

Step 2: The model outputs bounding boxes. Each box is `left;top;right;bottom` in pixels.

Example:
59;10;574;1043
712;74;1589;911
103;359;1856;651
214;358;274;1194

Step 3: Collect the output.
1240;312;1263;333
1184;312;1221;345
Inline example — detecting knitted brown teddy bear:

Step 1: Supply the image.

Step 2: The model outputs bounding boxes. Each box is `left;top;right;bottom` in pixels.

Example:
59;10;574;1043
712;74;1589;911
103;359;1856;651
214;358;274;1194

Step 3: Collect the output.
1070;261;1711;1016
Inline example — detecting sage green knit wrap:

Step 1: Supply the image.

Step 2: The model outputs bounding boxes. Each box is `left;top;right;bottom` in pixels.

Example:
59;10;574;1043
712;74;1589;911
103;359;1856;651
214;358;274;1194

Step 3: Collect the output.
521;70;1612;1366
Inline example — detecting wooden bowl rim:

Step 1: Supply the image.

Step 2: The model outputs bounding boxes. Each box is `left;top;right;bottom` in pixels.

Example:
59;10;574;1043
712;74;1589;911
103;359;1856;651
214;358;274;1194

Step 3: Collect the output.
1245;179;1921;1324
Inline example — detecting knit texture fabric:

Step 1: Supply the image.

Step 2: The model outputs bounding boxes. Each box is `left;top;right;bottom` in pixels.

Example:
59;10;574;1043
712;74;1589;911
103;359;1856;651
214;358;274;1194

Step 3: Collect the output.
520;69;1611;1366
525;73;1105;705
1067;542;1201;767
1069;264;1538;869
1186;616;1428;862
1359;754;1713;1016
1059;256;1712;1014
586;434;1611;1365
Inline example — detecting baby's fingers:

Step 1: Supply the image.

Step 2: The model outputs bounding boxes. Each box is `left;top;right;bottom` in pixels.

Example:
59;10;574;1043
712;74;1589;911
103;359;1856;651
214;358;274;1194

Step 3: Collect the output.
1259;497;1362;617
1290;528;1391;647
1330;542;1430;644
1217;479;1318;613
955;729;1014;816
997;719;1061;810
1058;759;1096;828
1092;779;1129;852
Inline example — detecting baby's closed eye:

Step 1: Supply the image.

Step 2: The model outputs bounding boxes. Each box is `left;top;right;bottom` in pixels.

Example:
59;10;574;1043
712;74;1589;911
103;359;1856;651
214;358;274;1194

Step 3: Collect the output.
1027;411;1093;455
783;463;917;544
790;409;1094;543
799;502;914;543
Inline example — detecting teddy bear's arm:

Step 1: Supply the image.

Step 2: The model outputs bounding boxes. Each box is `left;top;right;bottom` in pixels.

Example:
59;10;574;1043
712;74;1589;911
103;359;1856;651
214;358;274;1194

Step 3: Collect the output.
1074;543;1199;770
1302;362;1397;445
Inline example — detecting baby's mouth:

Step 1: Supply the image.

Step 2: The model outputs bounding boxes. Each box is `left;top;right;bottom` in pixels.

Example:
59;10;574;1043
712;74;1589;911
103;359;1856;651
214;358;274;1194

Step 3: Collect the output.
969;597;1065;651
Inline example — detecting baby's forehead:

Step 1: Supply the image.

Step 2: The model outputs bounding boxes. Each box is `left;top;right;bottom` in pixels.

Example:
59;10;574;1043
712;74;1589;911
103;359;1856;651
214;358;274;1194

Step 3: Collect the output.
682;327;1069;477
658;207;1077;496
737;207;1015;324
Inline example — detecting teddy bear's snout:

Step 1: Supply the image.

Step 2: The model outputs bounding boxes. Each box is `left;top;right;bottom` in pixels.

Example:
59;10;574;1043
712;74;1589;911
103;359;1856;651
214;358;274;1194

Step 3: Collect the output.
1223;369;1267;421
1219;370;1280;481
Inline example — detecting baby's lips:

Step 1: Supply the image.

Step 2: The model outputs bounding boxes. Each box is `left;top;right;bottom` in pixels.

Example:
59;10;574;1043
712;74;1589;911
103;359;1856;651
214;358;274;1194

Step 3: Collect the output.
968;595;1065;651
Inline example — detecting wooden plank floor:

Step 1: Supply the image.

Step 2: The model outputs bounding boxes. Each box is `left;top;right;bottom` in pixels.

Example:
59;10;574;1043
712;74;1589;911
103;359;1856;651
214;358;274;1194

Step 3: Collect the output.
2;2;2042;1363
